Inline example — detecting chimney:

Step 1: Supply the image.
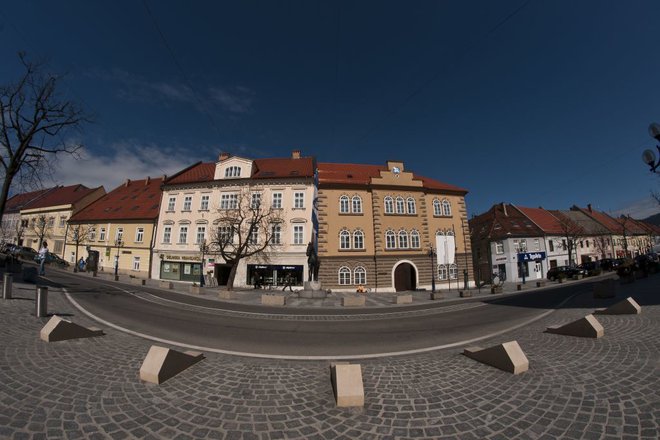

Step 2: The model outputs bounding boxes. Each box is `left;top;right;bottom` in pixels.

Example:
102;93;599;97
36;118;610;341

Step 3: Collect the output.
145;176;150;185
502;202;508;217
124;179;131;187
218;152;230;162
587;203;593;212
291;150;301;159
161;174;167;181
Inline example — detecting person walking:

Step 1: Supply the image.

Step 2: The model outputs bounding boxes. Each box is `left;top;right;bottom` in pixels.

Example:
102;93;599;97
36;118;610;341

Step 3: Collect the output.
282;272;294;292
38;241;48;276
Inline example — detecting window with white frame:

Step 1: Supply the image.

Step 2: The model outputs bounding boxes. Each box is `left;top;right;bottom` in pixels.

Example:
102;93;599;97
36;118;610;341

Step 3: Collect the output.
59;217;66;228
396;197;405;214
48;217;55;227
196;226;206;244
398;230;409;248
251;193;261;209
338;266;351;285
410;230;420;248
354;266;366;285
218;226;233;244
384;196;394;214
495;241;504;254
294;192;304;209
116;228;124;241
272;192;283;209
135;227;144;243
339;229;351;249
519;239;527;252
133;256;140;271
220;193;238;210
353;230;364;249
200;195;210;210
385;230;396;249
248;226;258;244
225;166;241;178
293;225;304;245
449;264;458;279
339;195;349;213
99;228;106;241
271;224;281;245
167;197;176;211
179;226;188;244
534;238;540;251
352;196;362;214
183;196;192;211
442;199;452;216
163;226;171;243
407;197;416;214
438;264;448;280
90;228;96;241
433;199;441;216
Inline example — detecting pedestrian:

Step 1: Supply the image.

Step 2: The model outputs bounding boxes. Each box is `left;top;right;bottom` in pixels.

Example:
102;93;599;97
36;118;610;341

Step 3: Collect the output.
282;272;294;292
254;272;263;289
78;257;85;271
38;241;48;276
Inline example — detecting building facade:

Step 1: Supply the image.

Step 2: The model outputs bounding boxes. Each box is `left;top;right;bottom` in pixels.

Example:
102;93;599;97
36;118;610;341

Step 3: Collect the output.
0;188;52;246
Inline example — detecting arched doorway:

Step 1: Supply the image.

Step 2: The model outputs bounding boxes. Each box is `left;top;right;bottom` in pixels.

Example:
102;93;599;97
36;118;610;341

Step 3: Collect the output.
393;262;417;292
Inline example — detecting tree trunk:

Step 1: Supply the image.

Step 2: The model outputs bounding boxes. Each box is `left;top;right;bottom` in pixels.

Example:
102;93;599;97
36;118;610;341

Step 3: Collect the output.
226;260;240;291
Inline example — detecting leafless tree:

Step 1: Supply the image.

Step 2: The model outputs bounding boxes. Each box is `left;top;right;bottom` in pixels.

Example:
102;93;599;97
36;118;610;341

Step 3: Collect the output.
27;214;52;250
550;211;584;266
593;235;610;259
66;223;91;271
208;187;284;290
0;53;90;218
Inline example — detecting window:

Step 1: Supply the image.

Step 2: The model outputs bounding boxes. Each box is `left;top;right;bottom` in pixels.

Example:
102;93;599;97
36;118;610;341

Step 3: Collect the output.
398;230;409;248
218;226;233;244
271;224;281;245
438;264;448;280
352;196;362;214
534;239;540;251
272;192;283;209
395;197;405;214
294;192;305;209
133;257;140;271
163;226;171;243
251;193;261;209
353;230;364;249
220;193;238;209
179;226;188;244
562;239;567;250
248;226;258;244
354;267;366;285
90;228;96;241
520;239;527;252
433;199;441;216
586;240;590;248
48;217;55;227
183;196;192;211
339;196;349;213
200;195;209;210
167;197;176;211
339;229;351;249
410;230;420;249
442;199;452;216
293;225;304;245
495;241;504;254
449;264;458;280
99;228;106;241
407;197;416;214
338;267;351;285
385;230;396;249
384;196;394;214
135;227;144;243
59;217;66;228
549;240;554;252
196;226;206;244
225;166;241;178
116;228;124;242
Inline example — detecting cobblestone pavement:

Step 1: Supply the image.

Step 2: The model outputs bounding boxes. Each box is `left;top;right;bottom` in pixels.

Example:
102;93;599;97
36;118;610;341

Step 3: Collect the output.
1;274;658;439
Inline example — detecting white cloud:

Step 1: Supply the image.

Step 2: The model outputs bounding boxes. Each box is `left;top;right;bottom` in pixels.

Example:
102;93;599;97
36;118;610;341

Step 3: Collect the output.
209;86;255;113
611;196;660;220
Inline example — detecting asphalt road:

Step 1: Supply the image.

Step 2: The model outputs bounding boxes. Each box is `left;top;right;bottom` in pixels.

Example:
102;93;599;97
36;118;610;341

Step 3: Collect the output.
42;269;594;358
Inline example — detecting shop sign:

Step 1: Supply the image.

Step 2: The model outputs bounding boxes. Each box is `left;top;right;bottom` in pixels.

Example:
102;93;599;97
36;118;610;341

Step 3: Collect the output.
165;255;201;262
517;252;546;262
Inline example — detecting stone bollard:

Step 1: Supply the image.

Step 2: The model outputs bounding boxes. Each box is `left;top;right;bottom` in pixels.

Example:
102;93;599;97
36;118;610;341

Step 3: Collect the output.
516;284;522;291
35;286;48;317
2;273;12;300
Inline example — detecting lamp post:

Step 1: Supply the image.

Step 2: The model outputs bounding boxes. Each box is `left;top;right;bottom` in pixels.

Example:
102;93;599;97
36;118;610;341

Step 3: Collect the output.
642;122;660;172
199;239;206;287
428;246;436;293
114;239;123;277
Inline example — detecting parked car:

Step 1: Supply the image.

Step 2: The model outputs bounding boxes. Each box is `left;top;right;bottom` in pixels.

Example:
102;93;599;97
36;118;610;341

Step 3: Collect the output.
546;265;587;281
34;252;70;268
616;258;637;277
14;246;38;260
578;261;602;276
599;258;615;271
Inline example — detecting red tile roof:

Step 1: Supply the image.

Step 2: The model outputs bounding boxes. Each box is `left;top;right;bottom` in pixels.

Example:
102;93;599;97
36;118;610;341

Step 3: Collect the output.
21;184;103;210
4;188;54;214
165;162;215;185
468;203;543;240
572;206;623;234
69;178;164;222
252;157;315;179
514;206;565;235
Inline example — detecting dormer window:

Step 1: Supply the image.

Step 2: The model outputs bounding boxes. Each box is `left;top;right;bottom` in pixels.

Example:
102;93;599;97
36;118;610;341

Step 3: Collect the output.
225;166;241;178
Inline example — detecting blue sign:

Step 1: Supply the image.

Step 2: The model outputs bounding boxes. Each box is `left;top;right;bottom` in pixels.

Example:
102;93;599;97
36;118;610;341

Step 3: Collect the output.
517;252;546;262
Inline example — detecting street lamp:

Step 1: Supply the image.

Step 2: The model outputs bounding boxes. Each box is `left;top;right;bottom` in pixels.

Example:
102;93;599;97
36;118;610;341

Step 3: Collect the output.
642;122;660;173
199;239;207;287
428;246;436;293
114;239;123;277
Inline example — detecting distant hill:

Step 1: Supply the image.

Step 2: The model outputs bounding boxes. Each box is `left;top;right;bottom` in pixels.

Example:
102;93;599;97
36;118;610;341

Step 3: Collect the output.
643;212;660;226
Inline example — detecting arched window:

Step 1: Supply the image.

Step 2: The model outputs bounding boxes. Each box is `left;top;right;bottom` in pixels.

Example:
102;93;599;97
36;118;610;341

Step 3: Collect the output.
224;166;241;178
352;196;362;214
385;230;396;249
353;230;364;249
410;230;420;248
384;196;394;214
354;266;366;285
339;195;349;214
398;230;409;249
442;199;452;216
438;264;448;280
339;229;351;249
338;266;351;285
407;197;416;214
433;199;441;216
395;197;405;214
449;264;458;279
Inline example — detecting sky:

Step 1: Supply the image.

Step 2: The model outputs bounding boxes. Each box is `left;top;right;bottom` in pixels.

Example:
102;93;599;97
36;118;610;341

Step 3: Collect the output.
1;0;660;219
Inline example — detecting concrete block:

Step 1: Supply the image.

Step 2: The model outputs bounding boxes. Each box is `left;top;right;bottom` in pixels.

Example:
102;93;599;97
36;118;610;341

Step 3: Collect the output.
130;278;146;286
490;286;503;294
40;316;104;342
546;314;604;338
430;292;444;300
139;345;204;384
261;294;286;306
572;274;583;280
594;297;641;315
463;341;529;375
189;285;202;294
330;363;364;407
342;295;365;307
536;281;545;288
516;284;522;291
460;290;472;298
394;294;412;304
218;291;235;300
593;279;617;298
159;281;173;289
22;267;38;283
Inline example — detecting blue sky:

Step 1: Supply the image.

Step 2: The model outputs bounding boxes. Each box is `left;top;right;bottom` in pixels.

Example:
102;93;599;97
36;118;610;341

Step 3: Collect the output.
1;0;660;218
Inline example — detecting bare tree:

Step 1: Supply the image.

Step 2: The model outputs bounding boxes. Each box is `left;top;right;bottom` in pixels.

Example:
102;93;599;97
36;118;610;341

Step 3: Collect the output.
593;235;610;259
27;214;52;250
550;211;584;266
66;223;91;271
0;53;90;218
208;188;283;290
